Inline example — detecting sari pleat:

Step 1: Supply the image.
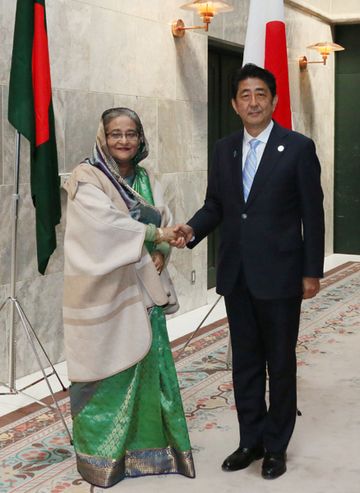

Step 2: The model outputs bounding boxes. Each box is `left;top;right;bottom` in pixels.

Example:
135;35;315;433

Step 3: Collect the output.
70;307;195;487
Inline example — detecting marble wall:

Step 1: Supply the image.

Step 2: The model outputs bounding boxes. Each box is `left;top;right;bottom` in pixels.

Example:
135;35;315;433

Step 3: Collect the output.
331;1;360;16
304;0;360;16
285;5;335;256
0;0;345;378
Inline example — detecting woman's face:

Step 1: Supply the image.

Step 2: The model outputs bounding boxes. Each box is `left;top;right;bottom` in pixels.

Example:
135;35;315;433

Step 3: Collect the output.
105;115;140;165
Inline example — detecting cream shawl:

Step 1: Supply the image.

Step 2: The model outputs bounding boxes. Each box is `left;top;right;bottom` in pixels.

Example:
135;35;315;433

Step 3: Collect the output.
63;164;173;382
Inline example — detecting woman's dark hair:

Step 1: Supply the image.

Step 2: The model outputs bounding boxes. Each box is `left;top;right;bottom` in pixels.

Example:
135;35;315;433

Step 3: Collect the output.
231;63;277;99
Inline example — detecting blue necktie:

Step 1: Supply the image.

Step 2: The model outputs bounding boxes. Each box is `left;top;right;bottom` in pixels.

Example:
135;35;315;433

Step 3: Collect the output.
243;138;261;202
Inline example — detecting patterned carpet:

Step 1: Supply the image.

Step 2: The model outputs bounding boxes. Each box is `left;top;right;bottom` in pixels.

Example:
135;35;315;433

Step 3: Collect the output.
0;262;359;493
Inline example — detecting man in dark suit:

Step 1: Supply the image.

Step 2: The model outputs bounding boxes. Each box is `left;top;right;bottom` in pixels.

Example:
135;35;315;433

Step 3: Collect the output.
173;64;325;479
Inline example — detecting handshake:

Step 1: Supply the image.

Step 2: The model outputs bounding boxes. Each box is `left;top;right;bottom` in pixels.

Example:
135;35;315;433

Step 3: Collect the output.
156;224;194;249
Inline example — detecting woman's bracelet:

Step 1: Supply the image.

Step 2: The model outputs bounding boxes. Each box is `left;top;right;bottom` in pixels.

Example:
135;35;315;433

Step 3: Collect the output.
156;227;164;243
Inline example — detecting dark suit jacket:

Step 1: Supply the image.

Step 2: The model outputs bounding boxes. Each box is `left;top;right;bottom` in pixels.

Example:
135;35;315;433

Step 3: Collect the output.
188;121;325;299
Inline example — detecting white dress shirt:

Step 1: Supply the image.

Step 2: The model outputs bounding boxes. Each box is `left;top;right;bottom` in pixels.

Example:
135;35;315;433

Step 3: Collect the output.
242;120;274;171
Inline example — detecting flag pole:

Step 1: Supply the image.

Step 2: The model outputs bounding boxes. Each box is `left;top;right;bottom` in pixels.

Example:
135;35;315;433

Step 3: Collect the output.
0;131;71;443
0;133;21;391
8;131;21;388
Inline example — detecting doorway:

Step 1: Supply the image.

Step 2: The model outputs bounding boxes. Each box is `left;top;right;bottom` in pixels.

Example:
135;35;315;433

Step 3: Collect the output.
207;40;243;288
334;25;360;253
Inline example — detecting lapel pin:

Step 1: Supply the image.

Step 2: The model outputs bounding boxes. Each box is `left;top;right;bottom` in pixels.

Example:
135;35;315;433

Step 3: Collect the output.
233;150;238;158
277;145;285;152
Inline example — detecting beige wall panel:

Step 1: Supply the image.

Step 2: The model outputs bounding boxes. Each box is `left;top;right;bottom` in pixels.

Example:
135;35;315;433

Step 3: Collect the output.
330;0;360;15
88;9;137;94
302;0;332;11
0;285;9;381
0;0;16;85
47;0;92;91
223;2;249;45
135;19;177;100
158;100;207;173
159;171;208;315
0;185;13;285
158;100;194;174
0;85;3;185
285;6;334;255
175;32;208;103
52;90;66;174
1;87;31;187
5;273;64;379
64;91;114;171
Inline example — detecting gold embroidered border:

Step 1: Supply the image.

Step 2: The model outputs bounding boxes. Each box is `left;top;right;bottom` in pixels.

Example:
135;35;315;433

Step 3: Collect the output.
76;446;195;487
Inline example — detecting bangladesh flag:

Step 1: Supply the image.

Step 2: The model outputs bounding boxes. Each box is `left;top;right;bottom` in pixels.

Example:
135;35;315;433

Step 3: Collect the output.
8;0;61;275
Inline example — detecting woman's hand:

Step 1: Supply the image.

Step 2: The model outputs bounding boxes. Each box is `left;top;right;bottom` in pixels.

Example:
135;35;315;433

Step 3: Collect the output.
156;226;179;244
151;250;165;274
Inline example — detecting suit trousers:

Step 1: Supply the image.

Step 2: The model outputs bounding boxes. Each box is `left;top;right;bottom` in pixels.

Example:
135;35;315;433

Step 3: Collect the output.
225;278;302;454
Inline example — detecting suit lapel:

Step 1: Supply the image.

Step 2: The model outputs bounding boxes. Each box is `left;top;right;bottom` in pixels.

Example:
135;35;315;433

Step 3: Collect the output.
245;122;289;208
230;129;245;203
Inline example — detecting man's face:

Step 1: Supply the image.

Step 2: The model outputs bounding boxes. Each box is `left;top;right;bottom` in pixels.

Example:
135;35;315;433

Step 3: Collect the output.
231;77;278;135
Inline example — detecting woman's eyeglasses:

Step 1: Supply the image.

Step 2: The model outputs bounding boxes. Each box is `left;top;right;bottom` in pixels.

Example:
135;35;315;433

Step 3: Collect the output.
106;131;139;142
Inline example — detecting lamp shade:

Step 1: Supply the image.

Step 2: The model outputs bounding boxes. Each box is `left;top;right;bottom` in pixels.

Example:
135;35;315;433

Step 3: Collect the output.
180;1;234;14
307;42;345;56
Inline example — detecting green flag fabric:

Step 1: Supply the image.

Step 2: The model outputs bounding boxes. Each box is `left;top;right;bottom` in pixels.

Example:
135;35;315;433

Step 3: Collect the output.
8;0;61;275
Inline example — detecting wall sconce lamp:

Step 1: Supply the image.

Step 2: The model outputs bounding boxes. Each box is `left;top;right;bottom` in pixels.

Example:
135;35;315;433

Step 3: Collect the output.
172;0;233;38
299;42;345;71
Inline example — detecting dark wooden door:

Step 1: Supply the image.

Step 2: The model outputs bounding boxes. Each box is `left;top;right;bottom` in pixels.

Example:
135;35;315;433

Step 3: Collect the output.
207;42;243;288
334;25;360;253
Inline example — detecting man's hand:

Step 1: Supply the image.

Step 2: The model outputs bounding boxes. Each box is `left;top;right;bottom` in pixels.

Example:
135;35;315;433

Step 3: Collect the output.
170;224;194;248
302;277;321;299
156;226;179;243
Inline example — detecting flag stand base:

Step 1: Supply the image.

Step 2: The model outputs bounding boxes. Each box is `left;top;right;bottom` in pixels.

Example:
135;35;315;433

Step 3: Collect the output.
0;132;72;444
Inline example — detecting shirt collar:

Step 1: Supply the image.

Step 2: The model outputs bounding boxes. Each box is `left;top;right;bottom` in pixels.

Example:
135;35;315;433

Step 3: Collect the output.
243;120;274;146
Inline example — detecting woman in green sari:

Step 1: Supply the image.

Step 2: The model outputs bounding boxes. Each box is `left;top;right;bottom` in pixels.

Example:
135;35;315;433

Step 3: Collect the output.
63;108;195;487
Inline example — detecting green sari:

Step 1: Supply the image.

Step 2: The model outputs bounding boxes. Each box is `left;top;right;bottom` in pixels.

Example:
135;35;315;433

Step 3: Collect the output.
69;166;194;487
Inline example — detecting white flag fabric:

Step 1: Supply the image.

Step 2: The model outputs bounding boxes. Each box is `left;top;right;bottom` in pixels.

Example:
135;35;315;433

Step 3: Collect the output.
243;0;292;129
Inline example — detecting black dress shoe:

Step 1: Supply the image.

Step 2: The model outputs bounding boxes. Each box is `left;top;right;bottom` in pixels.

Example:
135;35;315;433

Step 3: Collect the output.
222;446;264;471
261;452;287;479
